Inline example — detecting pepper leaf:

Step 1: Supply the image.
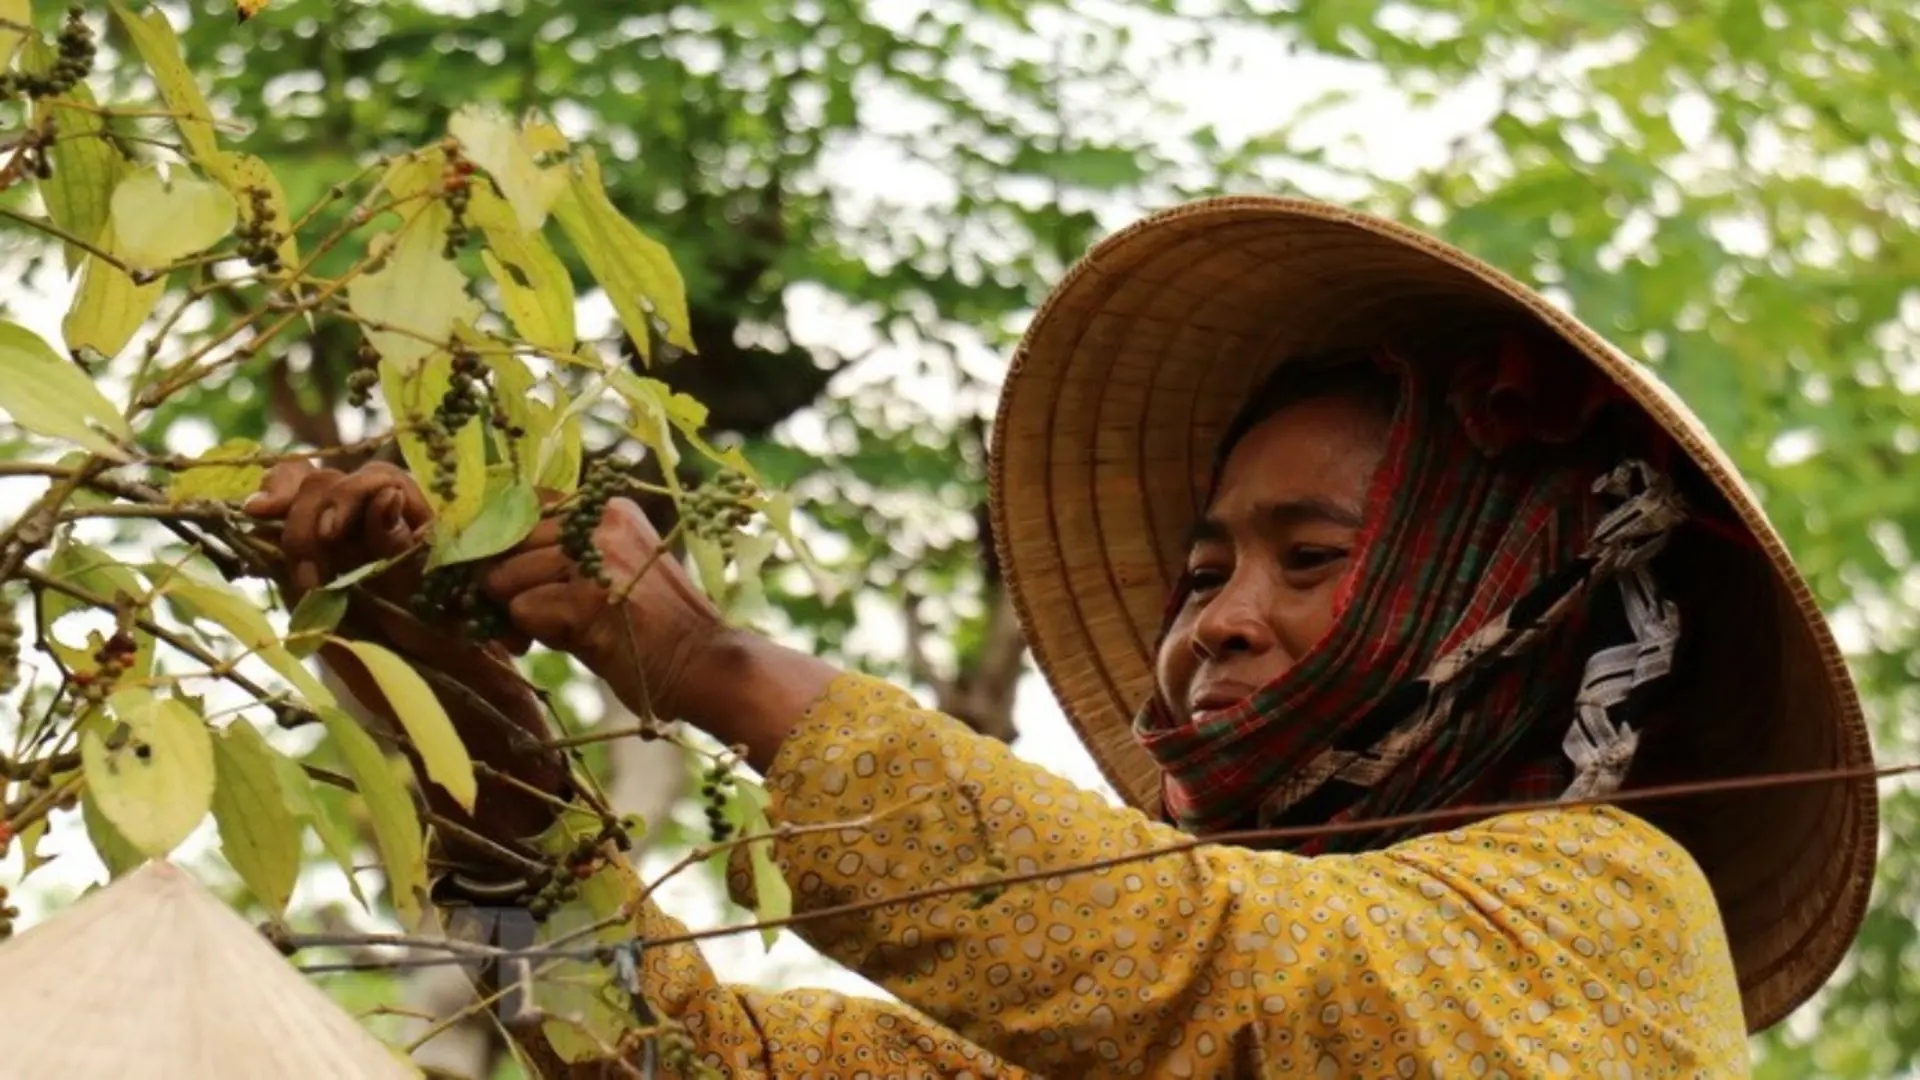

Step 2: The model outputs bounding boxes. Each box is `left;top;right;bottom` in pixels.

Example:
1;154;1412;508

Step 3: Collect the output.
210;721;302;916
83;691;216;858
336;639;477;813
0;319;134;459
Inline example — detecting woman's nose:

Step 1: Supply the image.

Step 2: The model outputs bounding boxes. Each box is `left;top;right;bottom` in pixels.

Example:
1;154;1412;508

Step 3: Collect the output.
1190;577;1278;661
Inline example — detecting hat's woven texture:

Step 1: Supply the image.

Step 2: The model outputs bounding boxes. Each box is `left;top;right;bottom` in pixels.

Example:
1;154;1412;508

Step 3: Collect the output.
988;196;1878;1032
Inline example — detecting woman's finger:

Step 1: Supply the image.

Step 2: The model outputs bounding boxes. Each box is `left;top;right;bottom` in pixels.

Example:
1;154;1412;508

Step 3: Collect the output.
242;460;317;518
282;467;347;571
318;464;427;543
506;515;564;554
480;547;577;604
361;488;415;556
505;582;596;651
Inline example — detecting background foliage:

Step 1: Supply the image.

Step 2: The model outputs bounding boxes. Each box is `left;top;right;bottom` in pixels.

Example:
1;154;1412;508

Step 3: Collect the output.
3;0;1918;1075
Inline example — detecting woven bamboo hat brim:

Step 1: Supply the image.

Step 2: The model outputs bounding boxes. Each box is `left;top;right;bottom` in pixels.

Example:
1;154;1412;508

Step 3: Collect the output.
988;195;1878;1032
0;859;420;1078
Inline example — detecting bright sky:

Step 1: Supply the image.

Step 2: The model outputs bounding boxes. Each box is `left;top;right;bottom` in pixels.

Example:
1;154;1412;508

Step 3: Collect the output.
0;0;1513;1047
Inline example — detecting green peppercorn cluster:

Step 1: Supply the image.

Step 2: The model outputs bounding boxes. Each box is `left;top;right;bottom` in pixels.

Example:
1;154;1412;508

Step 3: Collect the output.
654;1022;703;1076
345;339;380;408
410;565;513;643
433;345;488;433
0;885;18;942
0;596;20;695
562;460;635;585
0;8;95;102
681;469;757;554
700;763;737;843
236;185;284;273
440;140;476;258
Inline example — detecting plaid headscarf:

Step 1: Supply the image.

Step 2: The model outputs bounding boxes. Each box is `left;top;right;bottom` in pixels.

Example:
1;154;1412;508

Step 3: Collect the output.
1134;335;1690;849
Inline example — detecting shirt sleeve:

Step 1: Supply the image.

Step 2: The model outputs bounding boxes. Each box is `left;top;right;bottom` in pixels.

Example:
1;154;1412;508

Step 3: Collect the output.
736;671;1753;1079
634;893;1033;1078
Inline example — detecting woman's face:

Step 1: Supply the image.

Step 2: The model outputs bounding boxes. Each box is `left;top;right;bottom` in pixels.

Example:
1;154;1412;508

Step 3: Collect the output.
1155;393;1391;724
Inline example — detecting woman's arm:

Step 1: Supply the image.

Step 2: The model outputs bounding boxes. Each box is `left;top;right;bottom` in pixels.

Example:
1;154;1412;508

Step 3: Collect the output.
722;669;1754;1078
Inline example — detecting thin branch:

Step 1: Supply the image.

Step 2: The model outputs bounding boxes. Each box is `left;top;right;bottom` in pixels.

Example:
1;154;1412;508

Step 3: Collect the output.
0;206;133;274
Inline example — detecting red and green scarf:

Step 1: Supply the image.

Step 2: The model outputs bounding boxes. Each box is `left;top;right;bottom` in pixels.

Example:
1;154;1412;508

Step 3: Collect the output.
1133;336;1690;850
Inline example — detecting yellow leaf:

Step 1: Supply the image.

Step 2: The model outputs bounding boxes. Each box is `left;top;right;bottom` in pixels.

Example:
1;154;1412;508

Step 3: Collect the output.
470;185;576;353
347;214;483;372
318;706;427;927
0;0;30;66
215;151;301;274
269;749;367;909
210;721;302;915
82;785;146;878
551;149;694;365
0;319;134;459
109;1;233;180
337;639;477;813
159;571;337;710
63;221;166;362
449;104;569;232
379;352;486;528
530;396;582;494
39;541;155;675
728;779;792;950
23;39;132;275
166;437;265;503
82;691;216;858
110;166;237;269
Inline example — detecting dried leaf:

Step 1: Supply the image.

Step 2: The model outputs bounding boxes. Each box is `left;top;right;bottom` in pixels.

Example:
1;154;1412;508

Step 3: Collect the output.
552;149;693;364
166;438;266;504
0;319;133;459
317;705;427;927
83;691;216;858
110;166;237;269
337;639;477;813
210;722;301;915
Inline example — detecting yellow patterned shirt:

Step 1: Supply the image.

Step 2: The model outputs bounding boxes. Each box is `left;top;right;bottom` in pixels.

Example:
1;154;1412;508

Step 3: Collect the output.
636;672;1750;1078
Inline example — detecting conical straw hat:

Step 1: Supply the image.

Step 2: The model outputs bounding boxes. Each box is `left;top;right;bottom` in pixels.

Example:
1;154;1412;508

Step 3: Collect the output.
0;859;420;1078
988;195;1878;1031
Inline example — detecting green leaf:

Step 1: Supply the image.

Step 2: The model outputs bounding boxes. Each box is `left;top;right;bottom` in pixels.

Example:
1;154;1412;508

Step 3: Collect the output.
428;480;539;569
320;551;407;592
269;749;366;909
63;221;167;362
23;41;131;274
109;166;237;269
379;352;486;528
336;639;477;813
82;691;216;858
109;1;232;178
0;319;134;459
158;571;336;709
530;397;583;494
82;785;146;878
166;437;266;503
14;815;52;879
552;149;694;364
210;721;302;915
449;104;569;231
760;491;836;603
317;705;427;928
39;541;154;675
471;186;577;355
347;213;483;373
727;779;792;951
285;588;349;657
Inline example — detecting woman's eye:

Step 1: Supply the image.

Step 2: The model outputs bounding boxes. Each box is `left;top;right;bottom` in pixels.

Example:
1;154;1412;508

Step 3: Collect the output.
1281;546;1347;573
1186;567;1228;593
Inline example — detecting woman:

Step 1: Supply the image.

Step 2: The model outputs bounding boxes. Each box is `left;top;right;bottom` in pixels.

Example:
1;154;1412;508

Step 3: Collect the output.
252;198;1876;1077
